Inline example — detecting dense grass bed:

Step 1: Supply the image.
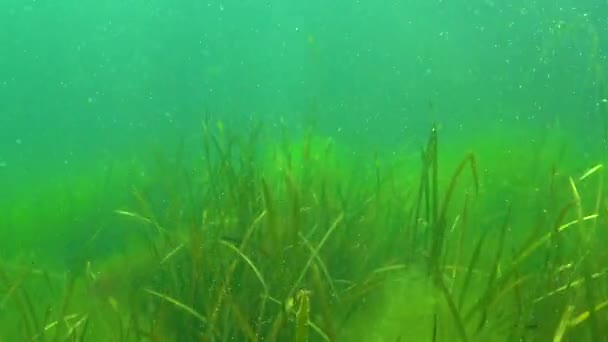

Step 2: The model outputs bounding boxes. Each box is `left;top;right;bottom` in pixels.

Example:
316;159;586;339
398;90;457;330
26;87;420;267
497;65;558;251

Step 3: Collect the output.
1;121;607;341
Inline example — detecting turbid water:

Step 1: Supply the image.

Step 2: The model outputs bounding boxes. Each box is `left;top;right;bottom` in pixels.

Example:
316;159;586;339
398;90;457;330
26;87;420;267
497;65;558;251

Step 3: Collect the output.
1;1;607;341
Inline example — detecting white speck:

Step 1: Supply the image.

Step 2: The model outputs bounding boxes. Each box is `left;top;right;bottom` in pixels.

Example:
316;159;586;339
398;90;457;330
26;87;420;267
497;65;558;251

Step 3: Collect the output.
601;98;607;103
15;138;22;145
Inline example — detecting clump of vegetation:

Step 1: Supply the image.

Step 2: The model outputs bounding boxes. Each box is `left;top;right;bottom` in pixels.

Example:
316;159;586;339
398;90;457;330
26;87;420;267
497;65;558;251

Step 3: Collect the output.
1;120;607;341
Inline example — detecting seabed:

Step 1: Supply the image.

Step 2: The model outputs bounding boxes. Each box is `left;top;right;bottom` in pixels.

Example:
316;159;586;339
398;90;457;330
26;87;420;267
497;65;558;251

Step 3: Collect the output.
1;120;608;341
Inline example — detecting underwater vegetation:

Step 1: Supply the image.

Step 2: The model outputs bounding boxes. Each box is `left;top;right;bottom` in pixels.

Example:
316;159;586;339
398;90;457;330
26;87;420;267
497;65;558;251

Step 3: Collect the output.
1;120;608;342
